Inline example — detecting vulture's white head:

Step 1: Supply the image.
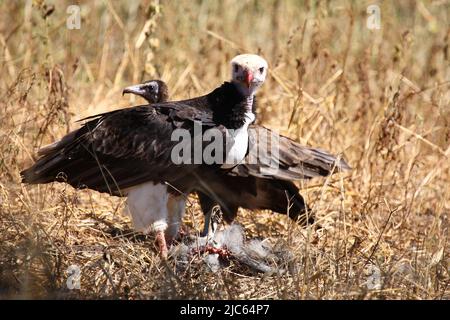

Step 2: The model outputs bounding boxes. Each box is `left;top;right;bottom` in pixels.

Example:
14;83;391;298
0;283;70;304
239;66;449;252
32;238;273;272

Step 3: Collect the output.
231;54;268;96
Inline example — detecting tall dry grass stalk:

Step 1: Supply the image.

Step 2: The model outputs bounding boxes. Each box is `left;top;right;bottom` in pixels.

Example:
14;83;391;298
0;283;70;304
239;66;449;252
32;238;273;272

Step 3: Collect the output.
0;0;448;299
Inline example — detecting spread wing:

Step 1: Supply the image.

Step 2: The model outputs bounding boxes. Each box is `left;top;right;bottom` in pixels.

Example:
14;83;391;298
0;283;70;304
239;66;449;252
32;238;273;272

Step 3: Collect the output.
230;125;351;180
21;103;221;195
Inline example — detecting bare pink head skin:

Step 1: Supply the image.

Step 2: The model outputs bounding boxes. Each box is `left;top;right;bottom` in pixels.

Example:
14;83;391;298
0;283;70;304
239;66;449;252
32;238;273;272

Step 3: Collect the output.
230;54;268;97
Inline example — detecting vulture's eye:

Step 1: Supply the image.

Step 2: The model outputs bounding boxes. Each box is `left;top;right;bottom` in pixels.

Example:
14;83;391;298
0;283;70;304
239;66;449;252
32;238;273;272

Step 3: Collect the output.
259;67;264;73
234;64;239;73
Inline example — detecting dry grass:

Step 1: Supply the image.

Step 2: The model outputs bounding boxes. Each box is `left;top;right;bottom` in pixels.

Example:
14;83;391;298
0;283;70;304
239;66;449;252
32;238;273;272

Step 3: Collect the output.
0;0;449;299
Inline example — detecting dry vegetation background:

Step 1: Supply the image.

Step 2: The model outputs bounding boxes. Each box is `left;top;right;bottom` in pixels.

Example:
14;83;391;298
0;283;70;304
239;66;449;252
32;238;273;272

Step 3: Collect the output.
0;0;449;299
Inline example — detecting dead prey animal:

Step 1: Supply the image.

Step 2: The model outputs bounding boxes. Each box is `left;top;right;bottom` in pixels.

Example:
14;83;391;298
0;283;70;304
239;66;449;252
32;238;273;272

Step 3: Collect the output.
170;209;296;274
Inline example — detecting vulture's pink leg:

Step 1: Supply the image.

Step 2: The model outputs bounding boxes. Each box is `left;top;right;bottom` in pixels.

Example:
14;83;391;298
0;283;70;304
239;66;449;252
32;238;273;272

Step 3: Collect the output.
155;229;168;259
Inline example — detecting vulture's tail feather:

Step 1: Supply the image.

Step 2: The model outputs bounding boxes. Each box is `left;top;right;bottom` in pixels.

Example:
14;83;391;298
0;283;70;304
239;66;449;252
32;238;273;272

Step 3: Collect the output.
20;128;81;185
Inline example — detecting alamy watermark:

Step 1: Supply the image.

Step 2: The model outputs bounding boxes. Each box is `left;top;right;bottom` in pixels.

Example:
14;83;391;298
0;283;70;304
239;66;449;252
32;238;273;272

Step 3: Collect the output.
366;264;382;290
66;5;81;30
66;264;81;290
367;4;381;30
170;122;280;169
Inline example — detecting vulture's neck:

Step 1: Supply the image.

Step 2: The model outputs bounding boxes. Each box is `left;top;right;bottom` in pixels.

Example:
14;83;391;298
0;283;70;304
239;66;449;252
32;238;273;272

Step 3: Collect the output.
207;82;257;129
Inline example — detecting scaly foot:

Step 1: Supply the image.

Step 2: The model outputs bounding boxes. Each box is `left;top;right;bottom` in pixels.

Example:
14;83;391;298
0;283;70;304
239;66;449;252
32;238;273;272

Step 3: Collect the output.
155;229;168;259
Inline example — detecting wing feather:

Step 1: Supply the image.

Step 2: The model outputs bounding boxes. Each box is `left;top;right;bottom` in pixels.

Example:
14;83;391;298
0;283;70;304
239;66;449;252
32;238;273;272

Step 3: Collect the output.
21;102;217;195
230;125;351;180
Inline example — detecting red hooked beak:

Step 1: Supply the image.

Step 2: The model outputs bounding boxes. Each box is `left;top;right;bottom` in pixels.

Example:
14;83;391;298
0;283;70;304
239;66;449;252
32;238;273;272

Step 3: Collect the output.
244;70;253;88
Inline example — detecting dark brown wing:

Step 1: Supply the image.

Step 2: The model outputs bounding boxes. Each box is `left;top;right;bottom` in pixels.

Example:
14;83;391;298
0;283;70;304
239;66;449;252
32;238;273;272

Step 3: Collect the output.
230;125;351;180
21;103;219;195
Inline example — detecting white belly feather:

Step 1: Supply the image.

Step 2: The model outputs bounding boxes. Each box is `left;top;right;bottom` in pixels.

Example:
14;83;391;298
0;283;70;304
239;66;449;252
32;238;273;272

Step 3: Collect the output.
221;111;255;169
123;182;186;239
124;182;169;233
